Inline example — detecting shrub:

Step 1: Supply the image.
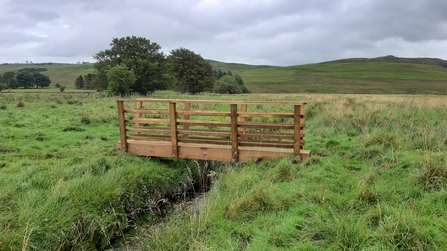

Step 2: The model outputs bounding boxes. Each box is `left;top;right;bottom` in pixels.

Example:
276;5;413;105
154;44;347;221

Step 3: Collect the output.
16;101;25;107
0;83;7;92
214;75;241;94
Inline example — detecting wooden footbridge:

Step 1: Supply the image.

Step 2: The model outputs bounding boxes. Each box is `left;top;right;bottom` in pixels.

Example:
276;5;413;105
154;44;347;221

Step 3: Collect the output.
116;99;310;163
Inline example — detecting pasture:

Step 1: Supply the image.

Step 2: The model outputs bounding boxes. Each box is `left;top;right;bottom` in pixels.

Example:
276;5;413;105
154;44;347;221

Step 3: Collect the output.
1;92;447;250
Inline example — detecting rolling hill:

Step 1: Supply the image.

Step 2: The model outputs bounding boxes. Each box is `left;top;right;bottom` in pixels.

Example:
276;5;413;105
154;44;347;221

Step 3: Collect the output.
208;55;447;94
1;55;447;94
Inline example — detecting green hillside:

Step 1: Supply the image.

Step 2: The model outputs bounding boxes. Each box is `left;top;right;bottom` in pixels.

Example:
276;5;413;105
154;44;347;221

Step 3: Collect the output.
208;55;447;94
1;55;447;94
0;63;94;87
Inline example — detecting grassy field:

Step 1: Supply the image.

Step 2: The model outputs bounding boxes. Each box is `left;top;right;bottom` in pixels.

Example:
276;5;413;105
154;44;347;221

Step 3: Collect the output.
2;55;447;94
0;63;94;88
0;92;215;250
2;91;446;250
131;93;447;250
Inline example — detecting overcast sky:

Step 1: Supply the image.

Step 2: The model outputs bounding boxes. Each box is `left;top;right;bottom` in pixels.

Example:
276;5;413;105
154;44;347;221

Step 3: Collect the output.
1;0;447;66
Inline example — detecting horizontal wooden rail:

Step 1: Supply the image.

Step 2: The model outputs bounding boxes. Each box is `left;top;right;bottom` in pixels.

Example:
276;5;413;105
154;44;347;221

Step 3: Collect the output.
116;99;310;162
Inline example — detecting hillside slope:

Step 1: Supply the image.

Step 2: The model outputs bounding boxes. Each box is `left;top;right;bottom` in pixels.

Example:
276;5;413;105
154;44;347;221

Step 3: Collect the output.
1;55;446;94
0;63;94;87
208;55;447;94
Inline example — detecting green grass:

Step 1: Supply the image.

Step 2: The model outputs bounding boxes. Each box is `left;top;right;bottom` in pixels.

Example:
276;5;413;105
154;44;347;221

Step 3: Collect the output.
131;93;447;250
0;93;212;250
2;91;447;250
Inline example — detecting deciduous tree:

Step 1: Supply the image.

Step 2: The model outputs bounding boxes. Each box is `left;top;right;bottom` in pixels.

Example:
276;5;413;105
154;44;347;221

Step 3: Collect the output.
169;48;215;94
106;64;136;96
33;72;51;88
214;75;241;94
2;71;17;88
93;36;172;95
16;72;34;89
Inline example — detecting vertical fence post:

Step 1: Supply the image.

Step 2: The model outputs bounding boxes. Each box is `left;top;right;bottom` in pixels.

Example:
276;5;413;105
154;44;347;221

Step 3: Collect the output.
170;102;179;158
135;101;142;135
183;102;190;138
300;104;305;149
239;104;247;141
231;104;239;162
293;105;302;156
117;100;128;151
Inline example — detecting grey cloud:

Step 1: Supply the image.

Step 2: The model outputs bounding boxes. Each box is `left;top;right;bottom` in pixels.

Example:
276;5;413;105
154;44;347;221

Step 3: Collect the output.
25;10;60;22
1;0;447;65
0;31;45;46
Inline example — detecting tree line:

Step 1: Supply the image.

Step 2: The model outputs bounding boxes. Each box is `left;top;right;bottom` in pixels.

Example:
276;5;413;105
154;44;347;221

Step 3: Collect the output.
1;36;250;95
0;68;51;91
91;36;249;96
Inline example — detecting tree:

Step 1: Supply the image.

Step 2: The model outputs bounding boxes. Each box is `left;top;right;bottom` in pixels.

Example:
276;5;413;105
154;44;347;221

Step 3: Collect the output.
84;74;93;89
106;64;136;96
168;48;215;94
233;74;250;93
0;83;7;92
92;36;172;95
33;72;51;88
75;75;85;89
16;72;34;89
2;71;18;89
214;75;241;94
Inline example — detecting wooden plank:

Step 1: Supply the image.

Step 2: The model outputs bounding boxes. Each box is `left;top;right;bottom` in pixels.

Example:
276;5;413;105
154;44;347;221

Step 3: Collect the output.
238;122;298;130
128;135;171;141
183;102;190;138
117;100;127;151
177;110;231;116
118;141;172;158
240;104;247;141
238;112;294;118
239;141;294;148
126;118;170;125
124;109;170;115
134;101;142;135
127;127;171;134
294;105;301;155
177;129;231;137
178;143;233;162
178;137;231;145
239;132;295;140
170;102;178;158
231;104;239;162
177;120;231;127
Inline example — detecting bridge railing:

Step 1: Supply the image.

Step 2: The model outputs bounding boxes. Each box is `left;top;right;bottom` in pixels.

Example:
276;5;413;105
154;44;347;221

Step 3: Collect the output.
116;99;310;162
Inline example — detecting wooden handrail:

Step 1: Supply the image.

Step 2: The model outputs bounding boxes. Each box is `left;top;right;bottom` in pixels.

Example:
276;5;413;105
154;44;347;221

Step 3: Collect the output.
116;99;310;162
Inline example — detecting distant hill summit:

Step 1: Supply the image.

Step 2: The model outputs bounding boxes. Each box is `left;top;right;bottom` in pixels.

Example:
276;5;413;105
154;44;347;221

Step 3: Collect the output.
324;55;447;68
